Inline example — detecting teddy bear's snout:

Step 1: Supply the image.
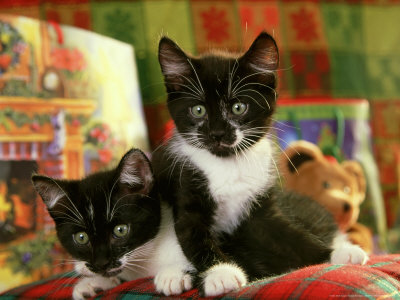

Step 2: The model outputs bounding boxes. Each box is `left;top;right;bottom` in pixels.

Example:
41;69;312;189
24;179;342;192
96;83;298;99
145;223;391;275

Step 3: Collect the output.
343;202;351;213
337;202;354;230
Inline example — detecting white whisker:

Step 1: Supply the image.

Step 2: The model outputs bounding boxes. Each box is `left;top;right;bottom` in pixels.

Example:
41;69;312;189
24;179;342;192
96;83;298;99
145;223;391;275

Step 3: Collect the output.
47;177;84;222
187;58;205;94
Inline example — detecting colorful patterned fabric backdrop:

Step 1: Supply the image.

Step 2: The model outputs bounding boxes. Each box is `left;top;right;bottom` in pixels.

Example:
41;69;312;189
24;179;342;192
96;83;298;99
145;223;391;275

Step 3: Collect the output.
1;1;400;246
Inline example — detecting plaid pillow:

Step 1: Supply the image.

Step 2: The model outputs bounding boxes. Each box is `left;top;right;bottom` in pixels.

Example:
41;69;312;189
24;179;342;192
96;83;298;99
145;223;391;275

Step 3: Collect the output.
2;255;400;300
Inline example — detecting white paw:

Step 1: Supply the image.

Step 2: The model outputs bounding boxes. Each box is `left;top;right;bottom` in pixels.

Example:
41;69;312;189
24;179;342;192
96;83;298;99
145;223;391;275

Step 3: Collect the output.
72;276;121;300
330;244;369;265
154;266;192;296
202;263;247;297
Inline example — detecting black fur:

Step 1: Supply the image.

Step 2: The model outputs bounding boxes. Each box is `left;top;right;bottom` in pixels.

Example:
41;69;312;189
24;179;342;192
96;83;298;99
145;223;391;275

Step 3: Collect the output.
152;154;227;272
153;31;338;289
219;188;337;280
32;149;160;277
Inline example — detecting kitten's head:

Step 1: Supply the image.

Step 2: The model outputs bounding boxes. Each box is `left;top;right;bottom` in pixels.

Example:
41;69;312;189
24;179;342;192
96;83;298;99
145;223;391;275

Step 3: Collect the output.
32;149;159;277
159;32;279;157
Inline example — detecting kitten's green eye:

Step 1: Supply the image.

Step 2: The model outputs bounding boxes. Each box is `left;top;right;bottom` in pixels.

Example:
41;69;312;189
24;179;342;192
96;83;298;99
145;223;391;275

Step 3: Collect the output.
113;224;129;238
232;102;247;115
73;232;89;245
191;105;206;118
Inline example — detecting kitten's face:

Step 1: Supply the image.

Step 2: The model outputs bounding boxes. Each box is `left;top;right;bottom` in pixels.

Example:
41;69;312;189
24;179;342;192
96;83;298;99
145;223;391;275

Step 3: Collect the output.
159;32;279;157
32;149;159;277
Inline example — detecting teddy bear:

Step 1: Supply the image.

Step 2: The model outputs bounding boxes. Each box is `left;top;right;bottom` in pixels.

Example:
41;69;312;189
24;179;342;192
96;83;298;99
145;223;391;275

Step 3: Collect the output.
279;140;373;254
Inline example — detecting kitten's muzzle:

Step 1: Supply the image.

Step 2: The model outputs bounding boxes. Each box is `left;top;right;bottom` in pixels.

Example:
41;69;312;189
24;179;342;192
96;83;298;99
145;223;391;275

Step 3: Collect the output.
86;261;122;277
209;131;235;148
209;129;226;142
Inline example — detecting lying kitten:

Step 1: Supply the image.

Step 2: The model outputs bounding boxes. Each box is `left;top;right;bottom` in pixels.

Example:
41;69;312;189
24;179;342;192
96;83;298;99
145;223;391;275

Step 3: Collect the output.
152;32;369;296
32;149;191;300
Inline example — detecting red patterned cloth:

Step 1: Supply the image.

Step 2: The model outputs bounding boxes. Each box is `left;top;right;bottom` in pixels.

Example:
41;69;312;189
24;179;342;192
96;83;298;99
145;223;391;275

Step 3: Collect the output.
2;255;400;299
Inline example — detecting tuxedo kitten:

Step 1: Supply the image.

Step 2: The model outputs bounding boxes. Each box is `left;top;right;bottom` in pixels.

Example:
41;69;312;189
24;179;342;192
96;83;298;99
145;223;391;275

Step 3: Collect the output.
152;32;369;297
32;149;192;300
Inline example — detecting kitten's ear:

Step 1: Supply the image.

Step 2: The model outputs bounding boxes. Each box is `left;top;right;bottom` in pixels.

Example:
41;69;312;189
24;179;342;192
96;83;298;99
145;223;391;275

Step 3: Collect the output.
32;175;67;209
117;149;153;194
158;37;191;90
241;32;279;74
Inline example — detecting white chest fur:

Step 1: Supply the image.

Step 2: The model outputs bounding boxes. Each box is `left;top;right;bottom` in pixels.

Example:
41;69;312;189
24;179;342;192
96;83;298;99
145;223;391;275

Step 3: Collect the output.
171;135;275;234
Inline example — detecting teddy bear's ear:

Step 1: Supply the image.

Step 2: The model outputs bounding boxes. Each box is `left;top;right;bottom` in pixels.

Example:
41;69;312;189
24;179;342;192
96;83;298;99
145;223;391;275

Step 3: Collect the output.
341;161;366;203
280;140;325;174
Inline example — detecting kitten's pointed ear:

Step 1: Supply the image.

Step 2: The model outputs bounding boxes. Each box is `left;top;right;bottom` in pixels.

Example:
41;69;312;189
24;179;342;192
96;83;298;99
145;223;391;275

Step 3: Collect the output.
158;37;191;90
241;32;279;73
32;175;66;209
117;149;153;194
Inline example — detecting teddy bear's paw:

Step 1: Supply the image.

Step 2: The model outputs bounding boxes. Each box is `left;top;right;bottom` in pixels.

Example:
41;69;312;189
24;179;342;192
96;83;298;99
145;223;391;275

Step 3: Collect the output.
330;244;369;265
154;265;192;296
202;263;247;297
72;276;120;300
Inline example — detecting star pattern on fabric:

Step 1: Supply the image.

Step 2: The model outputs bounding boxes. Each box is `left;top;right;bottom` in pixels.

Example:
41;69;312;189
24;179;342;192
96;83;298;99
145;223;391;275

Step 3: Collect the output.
201;6;230;43
290;7;319;43
105;9;136;45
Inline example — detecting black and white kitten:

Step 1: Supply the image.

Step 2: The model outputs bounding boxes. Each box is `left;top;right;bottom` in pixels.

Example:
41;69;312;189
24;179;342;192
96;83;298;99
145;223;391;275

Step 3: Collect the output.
32;149;192;300
152;32;369;296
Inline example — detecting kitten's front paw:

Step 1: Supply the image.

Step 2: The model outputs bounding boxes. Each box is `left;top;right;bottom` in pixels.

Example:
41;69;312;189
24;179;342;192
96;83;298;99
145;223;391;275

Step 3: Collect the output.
330;244;369;265
72;276;121;300
154;266;192;296
202;263;247;297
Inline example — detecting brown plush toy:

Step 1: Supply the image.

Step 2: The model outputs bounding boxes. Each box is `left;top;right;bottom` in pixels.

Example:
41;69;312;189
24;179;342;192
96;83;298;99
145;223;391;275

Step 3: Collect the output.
280;140;373;254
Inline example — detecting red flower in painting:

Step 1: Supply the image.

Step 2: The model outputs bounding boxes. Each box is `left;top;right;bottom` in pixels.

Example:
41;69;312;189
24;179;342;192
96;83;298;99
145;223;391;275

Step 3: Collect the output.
90;125;110;144
290;8;319;43
98;148;113;164
51;48;86;72
201;6;230;43
0;54;12;70
30;121;40;132
72;119;81;127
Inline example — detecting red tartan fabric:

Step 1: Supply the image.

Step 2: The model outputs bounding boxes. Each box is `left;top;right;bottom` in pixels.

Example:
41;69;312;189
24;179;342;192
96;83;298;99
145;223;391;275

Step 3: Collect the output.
2;255;400;300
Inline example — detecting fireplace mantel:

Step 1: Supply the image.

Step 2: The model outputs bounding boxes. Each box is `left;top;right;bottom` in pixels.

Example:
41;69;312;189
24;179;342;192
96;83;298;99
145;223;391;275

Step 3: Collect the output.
0;96;96;179
0;96;96;142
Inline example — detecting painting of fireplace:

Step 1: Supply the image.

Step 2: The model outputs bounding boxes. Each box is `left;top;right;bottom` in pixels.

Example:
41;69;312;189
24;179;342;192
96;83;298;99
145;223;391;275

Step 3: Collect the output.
0;14;148;291
0;96;95;287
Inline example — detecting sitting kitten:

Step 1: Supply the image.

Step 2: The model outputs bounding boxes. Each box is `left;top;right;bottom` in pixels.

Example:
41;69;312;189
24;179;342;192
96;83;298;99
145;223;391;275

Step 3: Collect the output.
152;32;369;296
32;149;192;300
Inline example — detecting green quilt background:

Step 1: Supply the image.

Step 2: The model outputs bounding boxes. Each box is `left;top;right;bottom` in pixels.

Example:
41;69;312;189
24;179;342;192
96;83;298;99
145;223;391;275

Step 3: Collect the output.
1;0;400;249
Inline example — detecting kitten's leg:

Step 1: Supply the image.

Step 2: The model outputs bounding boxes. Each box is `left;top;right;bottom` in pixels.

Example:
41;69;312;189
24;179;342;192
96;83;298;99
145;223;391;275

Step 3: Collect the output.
174;213;248;296
330;232;369;265
153;206;194;296
72;275;120;300
201;263;247;297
